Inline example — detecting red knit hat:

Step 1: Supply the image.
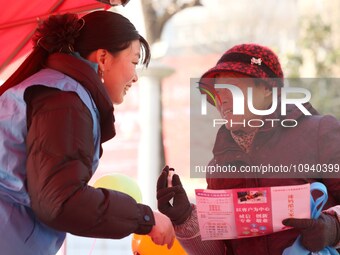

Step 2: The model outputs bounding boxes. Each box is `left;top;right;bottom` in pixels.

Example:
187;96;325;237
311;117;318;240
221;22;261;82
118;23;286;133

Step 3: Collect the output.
198;43;284;105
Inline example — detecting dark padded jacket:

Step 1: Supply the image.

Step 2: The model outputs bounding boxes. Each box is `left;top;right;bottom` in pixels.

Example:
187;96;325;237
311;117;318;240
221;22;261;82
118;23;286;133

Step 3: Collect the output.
207;103;340;255
23;54;154;239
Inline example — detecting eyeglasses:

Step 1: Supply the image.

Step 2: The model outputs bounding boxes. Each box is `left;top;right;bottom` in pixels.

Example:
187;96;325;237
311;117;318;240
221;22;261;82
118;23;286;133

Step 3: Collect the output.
96;0;130;7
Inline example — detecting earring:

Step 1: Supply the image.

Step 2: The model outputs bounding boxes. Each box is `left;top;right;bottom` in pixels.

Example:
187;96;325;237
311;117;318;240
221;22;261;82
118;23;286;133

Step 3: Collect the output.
99;69;105;83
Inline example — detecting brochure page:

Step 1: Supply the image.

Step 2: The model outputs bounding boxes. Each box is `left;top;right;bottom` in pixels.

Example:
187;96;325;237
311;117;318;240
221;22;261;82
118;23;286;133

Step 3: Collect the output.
195;183;311;240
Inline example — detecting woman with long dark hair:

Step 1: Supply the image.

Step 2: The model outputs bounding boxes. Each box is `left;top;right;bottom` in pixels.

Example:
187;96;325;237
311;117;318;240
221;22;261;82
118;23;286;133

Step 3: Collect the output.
0;10;174;255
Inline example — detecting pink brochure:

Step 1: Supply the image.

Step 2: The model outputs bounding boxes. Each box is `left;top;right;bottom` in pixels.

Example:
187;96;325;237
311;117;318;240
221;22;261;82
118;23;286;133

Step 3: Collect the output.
195;183;310;240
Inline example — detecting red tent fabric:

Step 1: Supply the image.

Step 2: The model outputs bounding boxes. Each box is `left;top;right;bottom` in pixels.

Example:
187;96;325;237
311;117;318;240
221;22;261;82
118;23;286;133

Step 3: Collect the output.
0;0;108;73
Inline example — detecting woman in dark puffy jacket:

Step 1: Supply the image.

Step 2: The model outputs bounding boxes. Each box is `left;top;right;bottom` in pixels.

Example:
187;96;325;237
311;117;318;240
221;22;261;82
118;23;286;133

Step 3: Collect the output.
157;43;340;255
0;10;174;255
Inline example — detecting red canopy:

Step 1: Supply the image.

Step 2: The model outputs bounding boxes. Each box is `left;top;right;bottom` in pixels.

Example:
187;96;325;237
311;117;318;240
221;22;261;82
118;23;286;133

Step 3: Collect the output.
0;0;108;74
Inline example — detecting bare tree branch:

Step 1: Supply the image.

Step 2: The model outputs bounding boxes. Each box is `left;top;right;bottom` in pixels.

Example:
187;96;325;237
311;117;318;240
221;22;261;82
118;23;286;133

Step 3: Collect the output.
141;0;202;44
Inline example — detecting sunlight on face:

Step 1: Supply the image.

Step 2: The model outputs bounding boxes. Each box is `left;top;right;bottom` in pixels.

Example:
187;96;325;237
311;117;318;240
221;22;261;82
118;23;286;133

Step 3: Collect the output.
103;40;141;104
214;72;272;132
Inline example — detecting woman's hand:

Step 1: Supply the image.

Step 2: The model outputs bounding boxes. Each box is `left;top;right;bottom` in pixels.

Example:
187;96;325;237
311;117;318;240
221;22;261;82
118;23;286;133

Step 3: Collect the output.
148;211;175;249
157;165;192;225
282;213;340;251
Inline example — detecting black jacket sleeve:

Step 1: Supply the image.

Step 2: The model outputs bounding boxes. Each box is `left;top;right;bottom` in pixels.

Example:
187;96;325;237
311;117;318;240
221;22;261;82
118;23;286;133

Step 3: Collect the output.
24;85;154;238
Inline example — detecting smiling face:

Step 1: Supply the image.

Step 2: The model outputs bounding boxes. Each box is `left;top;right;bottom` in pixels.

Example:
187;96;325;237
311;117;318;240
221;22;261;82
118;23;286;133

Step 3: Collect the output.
214;72;272;132
92;40;141;104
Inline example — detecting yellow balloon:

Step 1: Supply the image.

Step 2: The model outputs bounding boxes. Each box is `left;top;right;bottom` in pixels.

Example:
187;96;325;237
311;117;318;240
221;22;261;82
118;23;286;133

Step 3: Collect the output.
132;234;187;255
93;173;142;203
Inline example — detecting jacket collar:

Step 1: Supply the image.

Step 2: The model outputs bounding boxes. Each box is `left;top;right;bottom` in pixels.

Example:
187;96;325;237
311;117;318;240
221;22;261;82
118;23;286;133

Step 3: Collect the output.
46;53;116;143
212;102;319;155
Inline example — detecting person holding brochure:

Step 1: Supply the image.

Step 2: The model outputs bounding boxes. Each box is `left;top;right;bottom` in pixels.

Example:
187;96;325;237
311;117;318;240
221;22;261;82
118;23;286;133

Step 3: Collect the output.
156;43;340;255
0;10;175;255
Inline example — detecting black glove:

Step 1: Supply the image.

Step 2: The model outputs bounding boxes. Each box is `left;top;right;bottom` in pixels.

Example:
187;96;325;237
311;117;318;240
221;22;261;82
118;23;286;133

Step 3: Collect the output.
282;213;340;252
156;166;192;225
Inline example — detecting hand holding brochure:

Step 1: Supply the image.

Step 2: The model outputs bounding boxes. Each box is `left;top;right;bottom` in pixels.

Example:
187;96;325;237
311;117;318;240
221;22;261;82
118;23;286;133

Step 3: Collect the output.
195;183;311;240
